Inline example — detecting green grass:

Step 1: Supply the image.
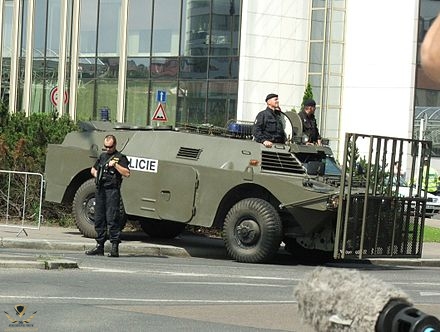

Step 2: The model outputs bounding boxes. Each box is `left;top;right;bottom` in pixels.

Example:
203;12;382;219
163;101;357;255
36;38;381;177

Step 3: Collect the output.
424;225;440;242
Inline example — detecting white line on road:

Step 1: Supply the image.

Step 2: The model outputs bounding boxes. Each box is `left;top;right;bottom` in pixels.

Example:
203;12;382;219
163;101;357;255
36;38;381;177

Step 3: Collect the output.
165;281;290;288
0;295;297;304
80;267;300;281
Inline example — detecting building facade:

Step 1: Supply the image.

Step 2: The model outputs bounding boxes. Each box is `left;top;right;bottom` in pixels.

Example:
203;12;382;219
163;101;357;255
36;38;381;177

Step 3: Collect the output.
1;0;439;162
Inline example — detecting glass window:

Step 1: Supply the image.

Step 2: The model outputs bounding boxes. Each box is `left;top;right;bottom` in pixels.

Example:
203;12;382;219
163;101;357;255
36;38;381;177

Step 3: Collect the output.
98;0;122;56
2;1;13;57
180;0;210;56
152;0;181;56
331;10;345;43
79;0;98;56
47;0;61;55
125;79;149;126
176;80;207;124
311;9;325;40
210;0;239;56
308;74;322;102
150;57;178;80
329;43;343;74
309;41;323;73
206;81;237;126
127;0;152;56
180;57;208;79
312;0;326;8
208;57;238;79
33;1;47;54
127;57;150;79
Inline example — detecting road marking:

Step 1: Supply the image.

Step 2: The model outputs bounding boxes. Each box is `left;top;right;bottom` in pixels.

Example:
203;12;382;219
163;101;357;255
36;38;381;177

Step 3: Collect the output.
420;292;440;296
394;282;440;286
0;295;297;304
81;267;299;281
165;281;290;288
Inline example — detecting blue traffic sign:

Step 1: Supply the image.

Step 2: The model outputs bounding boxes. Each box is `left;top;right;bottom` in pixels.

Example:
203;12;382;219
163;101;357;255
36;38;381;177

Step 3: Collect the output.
156;90;167;103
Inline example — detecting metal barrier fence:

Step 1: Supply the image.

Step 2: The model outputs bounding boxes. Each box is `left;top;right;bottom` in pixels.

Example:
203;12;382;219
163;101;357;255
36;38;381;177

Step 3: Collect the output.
0;170;44;236
334;133;432;259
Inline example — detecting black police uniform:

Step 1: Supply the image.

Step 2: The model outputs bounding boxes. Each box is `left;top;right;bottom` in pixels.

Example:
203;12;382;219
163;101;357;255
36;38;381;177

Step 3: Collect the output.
253;107;286;143
93;150;129;246
298;110;321;143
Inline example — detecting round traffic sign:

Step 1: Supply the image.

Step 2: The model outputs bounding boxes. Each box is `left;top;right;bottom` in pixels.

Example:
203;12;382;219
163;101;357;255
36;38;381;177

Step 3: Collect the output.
50;87;69;107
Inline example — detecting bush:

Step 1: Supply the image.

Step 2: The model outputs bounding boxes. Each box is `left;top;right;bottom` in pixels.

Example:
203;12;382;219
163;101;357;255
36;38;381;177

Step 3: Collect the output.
0;109;77;225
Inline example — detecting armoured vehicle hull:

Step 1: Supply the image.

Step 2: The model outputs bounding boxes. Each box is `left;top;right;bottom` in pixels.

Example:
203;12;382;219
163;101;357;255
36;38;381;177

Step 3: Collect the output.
45;120;339;263
45;119;429;263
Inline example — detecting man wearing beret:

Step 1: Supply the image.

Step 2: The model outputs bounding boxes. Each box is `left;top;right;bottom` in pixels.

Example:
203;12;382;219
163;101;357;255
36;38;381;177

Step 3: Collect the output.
298;98;322;146
252;93;287;148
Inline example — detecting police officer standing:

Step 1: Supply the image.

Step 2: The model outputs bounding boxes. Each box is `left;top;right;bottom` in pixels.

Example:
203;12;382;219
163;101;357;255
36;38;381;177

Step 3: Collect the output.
86;134;130;257
253;93;287;148
298;99;322;146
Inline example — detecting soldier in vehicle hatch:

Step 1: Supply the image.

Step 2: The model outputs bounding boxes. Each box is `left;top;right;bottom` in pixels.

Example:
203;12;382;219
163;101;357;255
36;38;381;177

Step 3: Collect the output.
298;98;322;146
85;134;130;257
253;93;287;148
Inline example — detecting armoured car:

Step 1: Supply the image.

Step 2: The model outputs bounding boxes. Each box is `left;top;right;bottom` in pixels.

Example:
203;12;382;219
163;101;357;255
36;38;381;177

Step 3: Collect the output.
44;112;428;263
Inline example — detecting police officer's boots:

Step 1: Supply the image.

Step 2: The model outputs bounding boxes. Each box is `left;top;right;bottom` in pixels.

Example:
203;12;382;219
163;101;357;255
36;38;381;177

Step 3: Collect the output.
85;244;104;256
108;243;119;257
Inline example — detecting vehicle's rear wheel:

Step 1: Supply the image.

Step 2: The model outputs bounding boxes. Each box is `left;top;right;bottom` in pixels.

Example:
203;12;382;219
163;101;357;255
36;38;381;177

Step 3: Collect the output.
72;179;127;238
223;198;282;263
139;219;186;239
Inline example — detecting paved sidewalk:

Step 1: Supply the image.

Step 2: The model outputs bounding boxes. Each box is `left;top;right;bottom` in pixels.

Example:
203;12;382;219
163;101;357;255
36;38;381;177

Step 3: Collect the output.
0;221;440;268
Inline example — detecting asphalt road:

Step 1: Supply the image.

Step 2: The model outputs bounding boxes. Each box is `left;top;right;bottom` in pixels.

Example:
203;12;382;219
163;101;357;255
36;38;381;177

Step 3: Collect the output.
0;248;440;331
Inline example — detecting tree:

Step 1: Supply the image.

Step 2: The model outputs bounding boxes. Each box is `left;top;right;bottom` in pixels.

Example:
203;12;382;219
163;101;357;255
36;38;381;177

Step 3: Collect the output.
301;82;314;108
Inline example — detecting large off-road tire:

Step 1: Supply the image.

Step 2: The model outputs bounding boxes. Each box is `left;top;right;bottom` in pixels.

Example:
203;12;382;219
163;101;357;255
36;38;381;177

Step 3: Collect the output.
140;219;186;239
72;179;127;238
284;238;333;264
223;198;283;263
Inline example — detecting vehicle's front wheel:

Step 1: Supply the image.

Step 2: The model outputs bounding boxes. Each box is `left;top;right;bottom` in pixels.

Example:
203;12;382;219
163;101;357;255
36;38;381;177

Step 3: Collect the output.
72;179;127;238
223;198;282;263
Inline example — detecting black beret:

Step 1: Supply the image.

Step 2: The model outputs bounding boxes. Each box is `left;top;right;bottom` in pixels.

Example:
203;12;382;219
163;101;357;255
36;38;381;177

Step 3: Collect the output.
265;93;278;102
304;99;316;107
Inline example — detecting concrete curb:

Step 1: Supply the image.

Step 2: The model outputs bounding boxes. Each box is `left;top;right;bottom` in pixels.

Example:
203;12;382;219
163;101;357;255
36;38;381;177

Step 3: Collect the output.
1;230;440;268
1;237;191;257
0;236;192;269
368;258;440;267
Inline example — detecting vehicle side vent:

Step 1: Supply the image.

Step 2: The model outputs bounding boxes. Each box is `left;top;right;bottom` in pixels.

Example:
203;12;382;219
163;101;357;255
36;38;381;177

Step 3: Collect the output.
177;147;202;160
261;151;305;174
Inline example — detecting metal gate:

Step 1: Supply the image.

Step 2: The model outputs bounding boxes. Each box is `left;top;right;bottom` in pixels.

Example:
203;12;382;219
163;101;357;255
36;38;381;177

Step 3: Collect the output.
0;170;44;236
334;133;432;259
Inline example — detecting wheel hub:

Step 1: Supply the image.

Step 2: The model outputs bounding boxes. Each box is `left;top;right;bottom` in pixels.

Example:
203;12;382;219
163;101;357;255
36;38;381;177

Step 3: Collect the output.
83;197;95;222
236;219;260;245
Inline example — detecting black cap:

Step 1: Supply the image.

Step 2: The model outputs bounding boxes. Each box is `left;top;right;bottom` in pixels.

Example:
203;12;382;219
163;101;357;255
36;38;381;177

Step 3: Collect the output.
265;93;278;102
304;99;316;107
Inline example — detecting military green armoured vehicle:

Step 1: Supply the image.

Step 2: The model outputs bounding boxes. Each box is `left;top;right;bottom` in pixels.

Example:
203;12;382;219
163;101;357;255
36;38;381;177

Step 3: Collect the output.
44;112;428;263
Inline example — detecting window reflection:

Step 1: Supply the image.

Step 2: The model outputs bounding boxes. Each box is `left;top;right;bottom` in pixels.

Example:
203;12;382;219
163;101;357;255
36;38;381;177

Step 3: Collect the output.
176;80;207;124
98;0;122;55
1;0;241;126
127;58;150;78
206;81;237;126
152;0;181;56
180;57;208;79
208;57;238;79
79;0;98;55
127;0;152;56
150;57;179;79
